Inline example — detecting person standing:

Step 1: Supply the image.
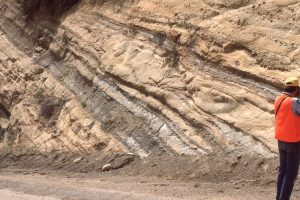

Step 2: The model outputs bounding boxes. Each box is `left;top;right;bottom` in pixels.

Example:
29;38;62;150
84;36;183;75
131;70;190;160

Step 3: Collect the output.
275;77;300;200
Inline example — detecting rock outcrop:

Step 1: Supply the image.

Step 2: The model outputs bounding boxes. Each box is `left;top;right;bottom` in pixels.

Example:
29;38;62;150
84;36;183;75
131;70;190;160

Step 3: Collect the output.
0;0;298;172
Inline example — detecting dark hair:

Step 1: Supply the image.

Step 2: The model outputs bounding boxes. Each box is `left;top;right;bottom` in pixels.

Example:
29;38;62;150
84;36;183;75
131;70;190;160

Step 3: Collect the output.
284;86;299;93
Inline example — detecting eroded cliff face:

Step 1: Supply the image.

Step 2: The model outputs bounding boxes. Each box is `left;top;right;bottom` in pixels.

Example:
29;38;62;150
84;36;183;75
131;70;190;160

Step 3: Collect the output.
0;0;298;178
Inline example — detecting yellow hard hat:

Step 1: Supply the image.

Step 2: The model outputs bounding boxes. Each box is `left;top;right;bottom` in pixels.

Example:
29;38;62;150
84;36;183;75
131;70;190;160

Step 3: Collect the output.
285;77;299;87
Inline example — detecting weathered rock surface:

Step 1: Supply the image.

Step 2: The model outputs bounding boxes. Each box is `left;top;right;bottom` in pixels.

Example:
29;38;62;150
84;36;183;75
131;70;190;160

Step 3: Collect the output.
0;0;298;174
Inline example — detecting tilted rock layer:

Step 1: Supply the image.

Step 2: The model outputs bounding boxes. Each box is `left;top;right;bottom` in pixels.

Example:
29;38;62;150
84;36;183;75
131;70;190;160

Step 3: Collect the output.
0;0;299;170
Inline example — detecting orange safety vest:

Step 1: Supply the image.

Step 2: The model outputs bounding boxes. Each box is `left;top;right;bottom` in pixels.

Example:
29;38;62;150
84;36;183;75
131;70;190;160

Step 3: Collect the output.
275;94;300;142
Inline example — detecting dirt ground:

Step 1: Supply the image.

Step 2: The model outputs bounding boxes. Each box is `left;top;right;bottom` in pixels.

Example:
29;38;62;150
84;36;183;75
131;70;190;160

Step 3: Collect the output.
0;168;285;200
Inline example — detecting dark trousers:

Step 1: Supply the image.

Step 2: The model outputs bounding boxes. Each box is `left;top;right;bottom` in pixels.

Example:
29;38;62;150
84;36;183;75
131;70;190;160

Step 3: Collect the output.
276;140;300;200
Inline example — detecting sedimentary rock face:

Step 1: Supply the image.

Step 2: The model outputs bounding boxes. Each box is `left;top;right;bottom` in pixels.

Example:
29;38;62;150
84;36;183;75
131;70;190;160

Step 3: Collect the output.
0;0;298;173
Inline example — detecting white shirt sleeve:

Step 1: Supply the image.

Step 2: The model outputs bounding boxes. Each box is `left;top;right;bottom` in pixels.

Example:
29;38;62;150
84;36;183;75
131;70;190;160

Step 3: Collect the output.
292;98;300;115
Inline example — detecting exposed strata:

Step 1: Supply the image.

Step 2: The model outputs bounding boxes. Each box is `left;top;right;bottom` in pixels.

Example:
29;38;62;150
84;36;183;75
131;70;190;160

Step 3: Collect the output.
0;0;298;172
